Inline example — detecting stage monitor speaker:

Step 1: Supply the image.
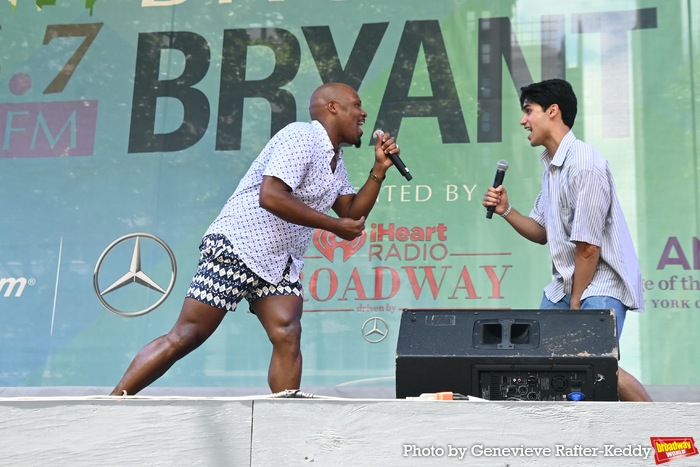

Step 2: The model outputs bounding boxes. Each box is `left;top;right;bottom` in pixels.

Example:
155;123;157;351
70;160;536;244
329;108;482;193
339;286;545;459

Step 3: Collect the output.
395;309;619;401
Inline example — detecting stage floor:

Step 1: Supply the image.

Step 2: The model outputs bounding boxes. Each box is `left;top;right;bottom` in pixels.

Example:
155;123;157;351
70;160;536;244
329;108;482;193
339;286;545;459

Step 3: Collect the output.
1;384;699;401
1;393;698;466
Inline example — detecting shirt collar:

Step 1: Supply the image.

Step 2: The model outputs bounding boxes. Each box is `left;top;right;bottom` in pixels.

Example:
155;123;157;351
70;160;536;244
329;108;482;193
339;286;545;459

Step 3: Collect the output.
311;120;343;162
540;130;576;169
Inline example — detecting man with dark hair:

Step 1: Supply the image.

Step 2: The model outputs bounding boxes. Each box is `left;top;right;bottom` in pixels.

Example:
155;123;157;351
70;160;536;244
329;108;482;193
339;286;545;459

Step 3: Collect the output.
111;83;399;396
483;78;652;402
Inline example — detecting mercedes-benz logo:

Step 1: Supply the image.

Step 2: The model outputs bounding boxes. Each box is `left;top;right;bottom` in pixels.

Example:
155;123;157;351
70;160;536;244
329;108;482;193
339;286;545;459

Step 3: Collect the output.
361;317;389;343
93;233;177;317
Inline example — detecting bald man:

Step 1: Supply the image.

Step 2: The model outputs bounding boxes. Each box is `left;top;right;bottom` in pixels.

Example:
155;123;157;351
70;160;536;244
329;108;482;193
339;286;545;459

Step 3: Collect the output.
111;83;400;396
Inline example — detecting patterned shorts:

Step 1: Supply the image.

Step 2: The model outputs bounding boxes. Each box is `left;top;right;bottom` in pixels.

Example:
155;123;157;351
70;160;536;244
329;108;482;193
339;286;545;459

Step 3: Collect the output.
186;234;303;312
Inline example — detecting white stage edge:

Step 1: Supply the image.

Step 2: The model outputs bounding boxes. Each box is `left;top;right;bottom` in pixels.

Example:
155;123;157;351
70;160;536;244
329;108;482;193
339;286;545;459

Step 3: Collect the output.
1;395;698;466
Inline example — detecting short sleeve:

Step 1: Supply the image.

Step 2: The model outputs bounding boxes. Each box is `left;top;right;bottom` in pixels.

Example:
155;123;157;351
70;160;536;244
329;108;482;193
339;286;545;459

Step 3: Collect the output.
569;168;610;246
529;191;546;227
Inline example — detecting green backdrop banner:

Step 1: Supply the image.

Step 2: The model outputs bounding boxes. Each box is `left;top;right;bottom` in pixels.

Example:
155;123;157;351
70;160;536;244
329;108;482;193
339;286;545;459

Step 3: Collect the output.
0;0;698;389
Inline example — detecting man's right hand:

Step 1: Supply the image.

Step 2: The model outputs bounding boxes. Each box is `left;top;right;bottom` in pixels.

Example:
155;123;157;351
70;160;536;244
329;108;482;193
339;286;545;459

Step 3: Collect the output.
482;185;509;215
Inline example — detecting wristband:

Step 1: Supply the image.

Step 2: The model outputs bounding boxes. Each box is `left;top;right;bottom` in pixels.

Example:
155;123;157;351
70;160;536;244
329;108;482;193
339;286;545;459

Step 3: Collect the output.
501;204;512;218
369;170;385;183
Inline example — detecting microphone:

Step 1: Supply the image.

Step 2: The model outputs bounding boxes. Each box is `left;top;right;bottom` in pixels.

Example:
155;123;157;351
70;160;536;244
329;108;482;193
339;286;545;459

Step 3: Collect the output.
376;130;412;181
486;159;509;219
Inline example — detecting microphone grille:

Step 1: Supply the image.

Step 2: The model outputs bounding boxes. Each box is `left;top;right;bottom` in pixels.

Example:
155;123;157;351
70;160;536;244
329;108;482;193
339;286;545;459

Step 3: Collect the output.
497;159;509;171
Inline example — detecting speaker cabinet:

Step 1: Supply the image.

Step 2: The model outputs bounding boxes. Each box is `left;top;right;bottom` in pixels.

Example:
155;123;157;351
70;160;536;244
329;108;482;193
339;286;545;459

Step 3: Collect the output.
395;309;619;401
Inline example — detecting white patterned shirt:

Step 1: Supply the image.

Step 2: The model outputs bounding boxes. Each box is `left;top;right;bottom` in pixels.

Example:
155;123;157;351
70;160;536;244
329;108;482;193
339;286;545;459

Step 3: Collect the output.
205;120;356;284
529;131;644;310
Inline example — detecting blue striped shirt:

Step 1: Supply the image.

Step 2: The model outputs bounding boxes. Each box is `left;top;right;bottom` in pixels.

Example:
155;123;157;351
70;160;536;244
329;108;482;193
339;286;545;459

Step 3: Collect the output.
529;131;644;311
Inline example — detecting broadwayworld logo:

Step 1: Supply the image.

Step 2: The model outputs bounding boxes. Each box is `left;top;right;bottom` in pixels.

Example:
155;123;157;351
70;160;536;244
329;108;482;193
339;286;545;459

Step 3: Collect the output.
650;437;698;464
0;277;34;297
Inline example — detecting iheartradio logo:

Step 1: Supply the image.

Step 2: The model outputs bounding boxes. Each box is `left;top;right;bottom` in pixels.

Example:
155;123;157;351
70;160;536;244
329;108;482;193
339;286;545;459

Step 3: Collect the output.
312;230;366;262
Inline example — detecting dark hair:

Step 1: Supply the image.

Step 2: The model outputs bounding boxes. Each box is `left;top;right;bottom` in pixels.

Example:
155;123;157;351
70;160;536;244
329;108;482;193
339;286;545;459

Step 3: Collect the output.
519;79;577;128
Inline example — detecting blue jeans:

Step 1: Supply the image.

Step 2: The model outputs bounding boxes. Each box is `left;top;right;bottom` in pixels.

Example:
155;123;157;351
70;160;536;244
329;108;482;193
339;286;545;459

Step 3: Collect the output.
539;293;627;339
